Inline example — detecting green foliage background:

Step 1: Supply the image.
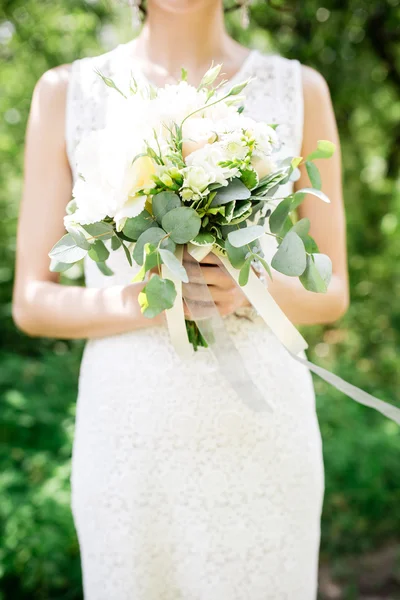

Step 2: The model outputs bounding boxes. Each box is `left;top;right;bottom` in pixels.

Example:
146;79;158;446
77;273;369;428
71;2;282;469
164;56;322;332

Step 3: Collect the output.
0;0;399;597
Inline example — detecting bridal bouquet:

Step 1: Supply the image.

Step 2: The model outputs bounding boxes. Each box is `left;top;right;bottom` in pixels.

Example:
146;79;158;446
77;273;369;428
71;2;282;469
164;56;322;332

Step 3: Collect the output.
49;63;335;349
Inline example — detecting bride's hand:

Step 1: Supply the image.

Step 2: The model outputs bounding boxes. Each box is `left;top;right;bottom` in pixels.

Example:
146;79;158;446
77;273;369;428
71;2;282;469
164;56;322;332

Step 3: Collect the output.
182;250;251;317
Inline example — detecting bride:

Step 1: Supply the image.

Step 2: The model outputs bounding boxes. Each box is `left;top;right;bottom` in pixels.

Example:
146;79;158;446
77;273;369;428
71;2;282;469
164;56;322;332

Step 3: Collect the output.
13;0;349;598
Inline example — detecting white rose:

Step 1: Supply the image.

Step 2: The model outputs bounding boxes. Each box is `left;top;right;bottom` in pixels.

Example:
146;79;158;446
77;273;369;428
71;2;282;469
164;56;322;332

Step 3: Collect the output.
251;155;278;180
181;165;212;199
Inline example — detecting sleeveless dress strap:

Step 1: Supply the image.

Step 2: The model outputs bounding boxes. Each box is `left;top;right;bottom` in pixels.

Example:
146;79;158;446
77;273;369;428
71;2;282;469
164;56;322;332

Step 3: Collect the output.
65;50;118;182
244;52;304;157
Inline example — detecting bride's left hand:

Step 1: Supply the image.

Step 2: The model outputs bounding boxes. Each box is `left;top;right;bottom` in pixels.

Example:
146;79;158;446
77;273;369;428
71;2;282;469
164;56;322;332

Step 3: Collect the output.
182;250;251;317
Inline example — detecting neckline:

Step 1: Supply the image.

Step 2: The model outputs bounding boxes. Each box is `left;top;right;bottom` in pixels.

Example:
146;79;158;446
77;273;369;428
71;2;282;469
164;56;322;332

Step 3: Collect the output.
114;42;259;90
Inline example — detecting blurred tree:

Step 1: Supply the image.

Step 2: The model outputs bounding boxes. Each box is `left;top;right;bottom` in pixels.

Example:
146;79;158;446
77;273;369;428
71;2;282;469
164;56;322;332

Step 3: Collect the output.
0;0;399;597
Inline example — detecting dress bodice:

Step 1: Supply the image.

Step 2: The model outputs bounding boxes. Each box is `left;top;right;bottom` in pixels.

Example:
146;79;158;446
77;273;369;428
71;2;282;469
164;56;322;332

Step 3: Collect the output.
65;43;304;288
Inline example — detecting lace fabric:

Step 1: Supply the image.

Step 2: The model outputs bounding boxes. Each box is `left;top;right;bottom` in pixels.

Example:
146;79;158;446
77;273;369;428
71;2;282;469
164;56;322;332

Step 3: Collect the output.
67;44;324;600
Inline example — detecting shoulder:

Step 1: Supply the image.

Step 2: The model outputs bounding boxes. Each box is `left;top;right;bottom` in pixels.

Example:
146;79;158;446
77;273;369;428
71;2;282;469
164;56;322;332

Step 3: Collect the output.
31;64;71;124
32;46;121;113
300;64;332;108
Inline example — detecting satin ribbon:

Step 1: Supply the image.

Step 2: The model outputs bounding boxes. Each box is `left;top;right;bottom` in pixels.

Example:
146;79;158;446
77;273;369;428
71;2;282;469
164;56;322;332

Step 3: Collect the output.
164;244;400;425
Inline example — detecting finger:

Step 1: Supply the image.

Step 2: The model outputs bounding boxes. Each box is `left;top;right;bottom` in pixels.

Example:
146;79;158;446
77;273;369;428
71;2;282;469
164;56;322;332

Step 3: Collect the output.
199;265;236;289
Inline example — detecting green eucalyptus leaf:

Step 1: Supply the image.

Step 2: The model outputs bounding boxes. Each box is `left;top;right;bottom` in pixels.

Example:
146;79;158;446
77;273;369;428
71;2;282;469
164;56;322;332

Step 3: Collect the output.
143;243;160;273
121;241;133;266
300;253;332;293
152;191;181;224
227;225;265;248
305;161;322;190
88;239;110;263
161;207;201;244
211;179;251;206
225;239;248;269
122;209;157;241
111;235;122;250
269;197;293;234
133;227;175;266
295;187;330;204
49;233;88;264
83;222;114;241
159;249;189;283
239;256;252;286
65;224;90;250
256;255;273;280
290;218;311;240
304;235;320;254
306;140;336;161
271;231;307;276
96;261;114;276
49;257;73;273
139;275;177;318
291;192;306;210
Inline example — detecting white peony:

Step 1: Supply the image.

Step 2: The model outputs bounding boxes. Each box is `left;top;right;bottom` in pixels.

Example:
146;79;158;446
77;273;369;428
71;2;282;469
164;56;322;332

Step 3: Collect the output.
65;128;151;231
185;143;239;188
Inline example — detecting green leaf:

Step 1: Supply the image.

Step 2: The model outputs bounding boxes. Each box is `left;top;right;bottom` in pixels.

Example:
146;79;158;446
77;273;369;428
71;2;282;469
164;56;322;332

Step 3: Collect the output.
269;197;293;234
225;239;248;269
211;179;251;206
133;227;175;266
291;156;303;169
227;225;265;248
295;187;330;204
256;255;273;280
159;249;189;283
306;140;336;161
122;209;157;241
291;192;306;210
191;232;216;246
49;257;73;273
290;218;310;240
271;231;307;276
305;161;322;190
304;235;320;254
161;207;201;244
65;224;90;250
229;209;252;225
232;200;252;220
239;257;252;286
48;233;88;264
88;239;110;262
152;192;181;224
314;253;333;287
143;243;160;273
300;253;332;293
83;222;114;241
121;241;133;266
96;261;114;276
241;168;259;190
111;235;122;250
139;275;177;318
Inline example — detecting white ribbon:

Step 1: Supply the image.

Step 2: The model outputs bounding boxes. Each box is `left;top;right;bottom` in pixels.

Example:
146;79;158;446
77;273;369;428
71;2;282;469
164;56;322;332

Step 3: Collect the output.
163;244;400;424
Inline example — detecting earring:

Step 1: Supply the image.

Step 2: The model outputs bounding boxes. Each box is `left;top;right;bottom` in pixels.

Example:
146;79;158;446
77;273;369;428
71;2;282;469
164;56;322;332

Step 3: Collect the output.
238;0;251;29
129;0;142;30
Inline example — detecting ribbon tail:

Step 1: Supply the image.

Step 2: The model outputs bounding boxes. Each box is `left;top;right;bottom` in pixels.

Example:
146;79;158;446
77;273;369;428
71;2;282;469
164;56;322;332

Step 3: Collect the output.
161;244;194;359
219;255;308;355
291;352;400;425
183;257;273;413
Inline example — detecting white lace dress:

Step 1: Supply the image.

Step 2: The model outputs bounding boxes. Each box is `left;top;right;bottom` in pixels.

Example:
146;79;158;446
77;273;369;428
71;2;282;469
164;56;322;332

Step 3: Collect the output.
67;43;325;600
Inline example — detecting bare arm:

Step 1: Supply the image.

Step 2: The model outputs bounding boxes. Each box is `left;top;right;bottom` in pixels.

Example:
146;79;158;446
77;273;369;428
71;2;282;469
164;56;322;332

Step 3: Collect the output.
265;65;349;325
12;65;162;339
